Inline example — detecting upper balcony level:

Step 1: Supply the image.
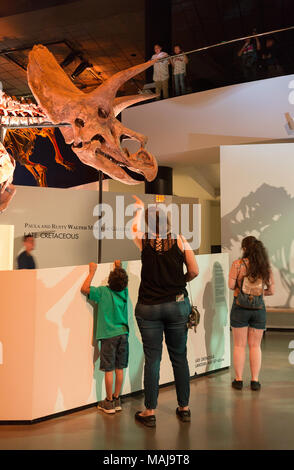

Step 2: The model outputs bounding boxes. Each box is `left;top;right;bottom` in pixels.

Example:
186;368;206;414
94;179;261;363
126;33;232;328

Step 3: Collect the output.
133;25;294;104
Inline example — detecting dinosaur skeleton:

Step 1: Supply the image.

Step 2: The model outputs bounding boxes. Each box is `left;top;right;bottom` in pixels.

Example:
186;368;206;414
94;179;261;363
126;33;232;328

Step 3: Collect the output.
0;91;48;126
0;44;158;212
4;127;74;187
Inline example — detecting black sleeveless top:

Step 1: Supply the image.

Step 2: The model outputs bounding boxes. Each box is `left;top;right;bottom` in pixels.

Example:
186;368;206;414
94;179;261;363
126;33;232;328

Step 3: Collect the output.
138;233;188;305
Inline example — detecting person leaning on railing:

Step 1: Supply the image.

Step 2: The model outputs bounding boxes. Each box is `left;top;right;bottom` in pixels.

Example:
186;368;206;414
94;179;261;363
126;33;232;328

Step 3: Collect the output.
170;45;188;96
237;29;261;81
151;44;170;100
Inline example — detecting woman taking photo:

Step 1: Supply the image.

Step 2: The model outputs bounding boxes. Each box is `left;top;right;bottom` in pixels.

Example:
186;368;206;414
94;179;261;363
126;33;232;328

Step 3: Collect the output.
131;196;199;427
229;236;274;391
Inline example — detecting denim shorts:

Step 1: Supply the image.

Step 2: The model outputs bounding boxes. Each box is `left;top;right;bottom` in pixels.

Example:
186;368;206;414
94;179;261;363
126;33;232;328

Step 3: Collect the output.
99;334;129;371
230;298;266;330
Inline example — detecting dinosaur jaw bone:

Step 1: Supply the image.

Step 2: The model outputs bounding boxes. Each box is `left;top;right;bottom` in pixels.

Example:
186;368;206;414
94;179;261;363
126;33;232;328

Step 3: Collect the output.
73;140;157;184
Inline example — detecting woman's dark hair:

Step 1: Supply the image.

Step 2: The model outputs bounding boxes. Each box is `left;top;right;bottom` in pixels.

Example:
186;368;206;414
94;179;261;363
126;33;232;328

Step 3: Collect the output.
144;206;171;237
108;267;128;292
241;236;270;283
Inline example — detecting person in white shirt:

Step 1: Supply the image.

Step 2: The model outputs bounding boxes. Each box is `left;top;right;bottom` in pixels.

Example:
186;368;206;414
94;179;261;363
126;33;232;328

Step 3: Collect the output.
170;45;188;96
151;44;170;100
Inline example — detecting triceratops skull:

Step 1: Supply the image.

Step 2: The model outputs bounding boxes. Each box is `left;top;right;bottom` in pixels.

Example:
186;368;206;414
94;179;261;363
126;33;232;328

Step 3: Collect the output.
27;45;158;184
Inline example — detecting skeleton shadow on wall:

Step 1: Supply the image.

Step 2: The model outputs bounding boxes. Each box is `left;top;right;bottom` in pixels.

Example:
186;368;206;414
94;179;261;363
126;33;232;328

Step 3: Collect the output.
222;183;294;308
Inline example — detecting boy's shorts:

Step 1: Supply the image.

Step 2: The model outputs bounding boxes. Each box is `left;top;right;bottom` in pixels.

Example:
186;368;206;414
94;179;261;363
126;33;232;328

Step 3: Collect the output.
99;334;129;372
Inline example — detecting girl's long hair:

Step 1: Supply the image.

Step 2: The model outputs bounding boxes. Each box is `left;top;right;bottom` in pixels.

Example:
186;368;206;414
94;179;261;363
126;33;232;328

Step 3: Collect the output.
144;206;172;238
241;236;271;283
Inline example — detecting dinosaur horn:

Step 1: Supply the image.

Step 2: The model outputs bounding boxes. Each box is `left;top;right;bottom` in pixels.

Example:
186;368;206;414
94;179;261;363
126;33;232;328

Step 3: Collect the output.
91;59;157;102
113;93;158;117
27;44;83;123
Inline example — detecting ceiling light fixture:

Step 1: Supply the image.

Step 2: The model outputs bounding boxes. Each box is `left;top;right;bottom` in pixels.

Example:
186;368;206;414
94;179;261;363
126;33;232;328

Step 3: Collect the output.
71;60;93;79
60;50;82;68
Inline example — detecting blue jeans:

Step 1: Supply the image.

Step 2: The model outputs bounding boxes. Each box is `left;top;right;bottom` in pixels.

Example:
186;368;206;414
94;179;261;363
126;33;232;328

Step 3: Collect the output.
174;73;186;95
135;297;190;409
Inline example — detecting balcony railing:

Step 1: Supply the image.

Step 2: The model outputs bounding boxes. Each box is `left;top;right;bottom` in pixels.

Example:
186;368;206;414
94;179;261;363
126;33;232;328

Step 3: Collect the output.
134;25;294;103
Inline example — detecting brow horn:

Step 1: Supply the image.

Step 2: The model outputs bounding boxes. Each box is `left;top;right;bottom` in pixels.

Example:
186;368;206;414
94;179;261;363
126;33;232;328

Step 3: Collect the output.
113;93;158;117
91;59;157;102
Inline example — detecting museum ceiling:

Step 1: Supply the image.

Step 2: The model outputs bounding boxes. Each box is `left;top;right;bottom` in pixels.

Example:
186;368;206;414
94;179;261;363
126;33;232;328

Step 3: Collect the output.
0;0;145;97
1;1;294;99
0;1;293;99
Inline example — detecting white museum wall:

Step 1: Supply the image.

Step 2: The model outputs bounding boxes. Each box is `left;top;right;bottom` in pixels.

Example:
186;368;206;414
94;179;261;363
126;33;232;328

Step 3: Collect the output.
0;254;230;420
107;179;145;194
0;186;200;267
0;186;99;269
120;74;294;254
104;169;221;254
0;225;14;270
221;143;294;309
122;74;294;160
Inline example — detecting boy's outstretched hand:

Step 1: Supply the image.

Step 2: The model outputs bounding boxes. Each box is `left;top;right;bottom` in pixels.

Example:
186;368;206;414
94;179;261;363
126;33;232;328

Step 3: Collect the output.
81;262;97;296
89;262;97;274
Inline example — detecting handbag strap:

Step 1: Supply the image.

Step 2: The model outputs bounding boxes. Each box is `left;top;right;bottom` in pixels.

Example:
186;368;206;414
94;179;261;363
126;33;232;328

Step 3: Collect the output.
179;233;194;306
236;258;247;288
187;278;193;305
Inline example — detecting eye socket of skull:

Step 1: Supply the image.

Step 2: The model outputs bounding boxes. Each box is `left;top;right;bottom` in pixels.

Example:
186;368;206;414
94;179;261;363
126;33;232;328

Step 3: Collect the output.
75;118;85;128
120;134;130;143
91;134;106;144
98;107;109;119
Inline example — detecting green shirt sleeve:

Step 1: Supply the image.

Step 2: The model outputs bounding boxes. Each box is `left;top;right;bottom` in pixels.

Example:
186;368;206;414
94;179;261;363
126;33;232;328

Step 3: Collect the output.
89;286;102;303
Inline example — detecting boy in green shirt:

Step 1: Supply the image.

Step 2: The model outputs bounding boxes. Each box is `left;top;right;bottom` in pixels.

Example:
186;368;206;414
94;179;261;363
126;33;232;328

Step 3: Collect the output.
81;260;129;414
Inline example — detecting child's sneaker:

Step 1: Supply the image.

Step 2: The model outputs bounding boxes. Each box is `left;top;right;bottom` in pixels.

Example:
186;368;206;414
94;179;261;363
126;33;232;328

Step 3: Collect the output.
113;396;122;411
97;398;115;414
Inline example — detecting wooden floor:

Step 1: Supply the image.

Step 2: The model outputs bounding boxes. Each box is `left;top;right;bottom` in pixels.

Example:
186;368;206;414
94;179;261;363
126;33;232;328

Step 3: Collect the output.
0;331;294;450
